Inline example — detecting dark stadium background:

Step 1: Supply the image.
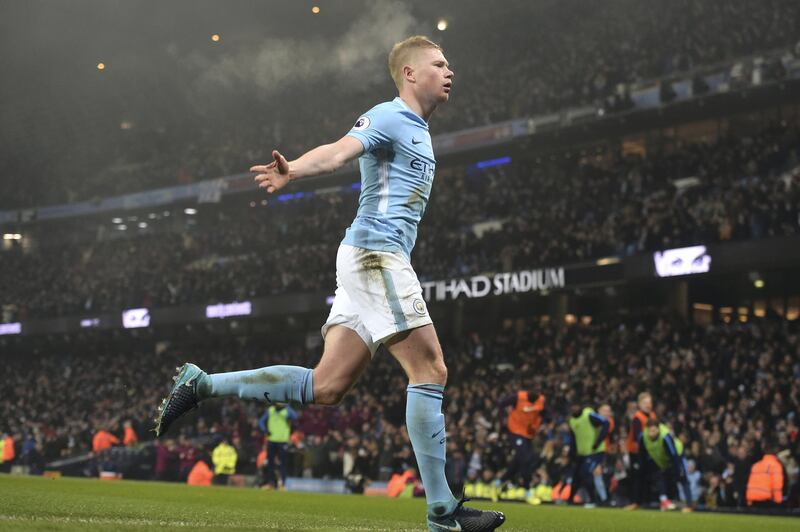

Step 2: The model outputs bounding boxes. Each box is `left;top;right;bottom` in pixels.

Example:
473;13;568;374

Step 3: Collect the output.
1;0;799;518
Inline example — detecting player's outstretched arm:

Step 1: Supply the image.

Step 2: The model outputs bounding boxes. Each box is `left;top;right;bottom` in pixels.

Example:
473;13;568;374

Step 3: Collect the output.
251;135;363;194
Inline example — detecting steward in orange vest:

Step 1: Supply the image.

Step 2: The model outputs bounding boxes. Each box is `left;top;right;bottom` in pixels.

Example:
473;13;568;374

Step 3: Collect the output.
499;390;547;491
746;444;786;508
2;435;15;462
0;434;15;472
626;393;656;454
624;392;657;510
123;421;138;447
92;429;120;454
187;460;214;486
387;469;417;497
506;391;546;439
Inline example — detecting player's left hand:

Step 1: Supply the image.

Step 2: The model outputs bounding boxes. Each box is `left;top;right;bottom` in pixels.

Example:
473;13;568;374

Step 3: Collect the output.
251;150;290;193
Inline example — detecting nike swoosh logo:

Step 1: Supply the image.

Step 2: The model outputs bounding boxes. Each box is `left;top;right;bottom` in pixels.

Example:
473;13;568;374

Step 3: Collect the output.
431;521;461;531
412;138;423;145
431;428;445;439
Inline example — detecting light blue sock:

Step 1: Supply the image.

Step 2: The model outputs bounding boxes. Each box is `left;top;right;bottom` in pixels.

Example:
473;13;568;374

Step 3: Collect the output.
594;472;608;502
200;365;314;405
406;383;457;518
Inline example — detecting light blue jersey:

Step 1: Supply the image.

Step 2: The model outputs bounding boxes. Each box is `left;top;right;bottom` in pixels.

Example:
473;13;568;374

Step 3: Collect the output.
342;97;435;260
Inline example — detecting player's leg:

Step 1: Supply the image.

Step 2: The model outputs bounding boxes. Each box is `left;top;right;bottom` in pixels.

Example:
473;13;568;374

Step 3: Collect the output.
386;324;447;384
154;357;314;437
337;246;504;530
312;324;372;405
203;364;313;404
592;453;609;503
499;435;523;488
518;438;535;491
652;466;675;510
676;457;694;509
385;326;453;514
265;441;279;488
204;324;370;405
277;442;288;488
154;360;314;437
625;453;644;510
580;455;600;506
386;324;505;531
571;458;586;505
154;324;370;437
385;323;451;507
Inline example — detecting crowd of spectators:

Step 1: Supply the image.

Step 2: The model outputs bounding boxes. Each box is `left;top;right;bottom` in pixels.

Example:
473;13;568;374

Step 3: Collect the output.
2;120;798;321
3;0;800;208
1;313;798;510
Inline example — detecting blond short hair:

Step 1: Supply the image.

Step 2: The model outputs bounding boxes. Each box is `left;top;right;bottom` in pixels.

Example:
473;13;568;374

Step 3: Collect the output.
388;36;442;91
637;392;652;404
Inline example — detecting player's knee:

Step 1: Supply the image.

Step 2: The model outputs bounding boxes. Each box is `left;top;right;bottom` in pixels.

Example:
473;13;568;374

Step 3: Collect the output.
429;359;448;385
420;342;448;384
314;381;348;406
316;390;346;406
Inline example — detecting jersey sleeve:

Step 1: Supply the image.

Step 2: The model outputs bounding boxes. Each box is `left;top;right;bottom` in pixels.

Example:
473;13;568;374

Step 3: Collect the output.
345;105;398;153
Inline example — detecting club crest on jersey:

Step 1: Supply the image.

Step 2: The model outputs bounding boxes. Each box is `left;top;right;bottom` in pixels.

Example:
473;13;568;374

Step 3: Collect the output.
352;116;371;131
413;299;427;316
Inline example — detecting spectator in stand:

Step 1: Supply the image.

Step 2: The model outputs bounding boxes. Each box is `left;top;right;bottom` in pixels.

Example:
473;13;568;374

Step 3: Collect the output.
154;439;179;482
4;0;800;209
2;123;797;322
177;435;199;481
212;435;238;486
731;444;754;508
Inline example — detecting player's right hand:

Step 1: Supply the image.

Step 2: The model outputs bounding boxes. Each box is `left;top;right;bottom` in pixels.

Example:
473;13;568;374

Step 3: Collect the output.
251;150;290;193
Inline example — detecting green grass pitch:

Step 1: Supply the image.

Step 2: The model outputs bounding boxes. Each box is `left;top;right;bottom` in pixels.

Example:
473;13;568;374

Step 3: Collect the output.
0;475;796;531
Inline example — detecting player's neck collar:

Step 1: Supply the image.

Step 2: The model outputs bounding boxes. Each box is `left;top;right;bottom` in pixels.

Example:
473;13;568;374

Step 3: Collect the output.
394;96;430;126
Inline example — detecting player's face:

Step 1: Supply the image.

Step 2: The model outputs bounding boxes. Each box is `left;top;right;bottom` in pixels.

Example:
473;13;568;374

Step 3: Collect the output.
413;48;454;103
639;396;652;413
647;426;659;440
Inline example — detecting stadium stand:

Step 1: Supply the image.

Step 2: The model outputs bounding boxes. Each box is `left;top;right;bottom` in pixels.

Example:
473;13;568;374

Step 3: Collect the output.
2;0;800;208
1;121;798;321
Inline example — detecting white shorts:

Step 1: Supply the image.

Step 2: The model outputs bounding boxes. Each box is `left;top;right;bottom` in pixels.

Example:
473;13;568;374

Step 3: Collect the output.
321;244;432;356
